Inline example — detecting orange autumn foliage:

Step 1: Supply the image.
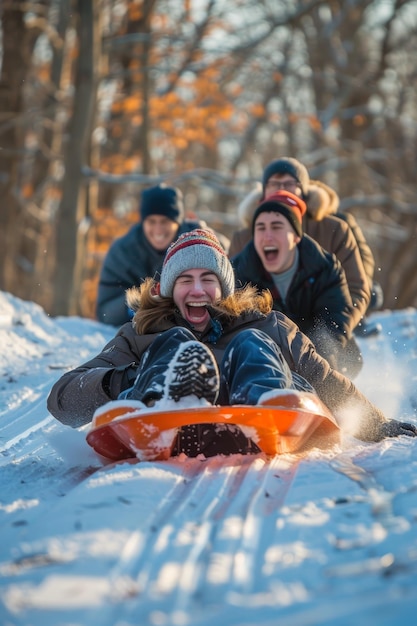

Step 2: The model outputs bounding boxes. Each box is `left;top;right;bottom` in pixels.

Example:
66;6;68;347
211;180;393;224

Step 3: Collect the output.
128;4;144;22
249;103;266;118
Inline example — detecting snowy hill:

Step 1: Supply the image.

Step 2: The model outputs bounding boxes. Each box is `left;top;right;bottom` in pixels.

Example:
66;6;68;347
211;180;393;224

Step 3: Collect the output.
1;290;417;625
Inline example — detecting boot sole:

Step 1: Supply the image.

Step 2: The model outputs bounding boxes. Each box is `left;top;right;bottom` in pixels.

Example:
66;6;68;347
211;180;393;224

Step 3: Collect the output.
167;342;219;404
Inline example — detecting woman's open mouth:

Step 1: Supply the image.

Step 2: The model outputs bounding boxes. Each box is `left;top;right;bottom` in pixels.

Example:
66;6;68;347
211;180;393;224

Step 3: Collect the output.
186;302;210;323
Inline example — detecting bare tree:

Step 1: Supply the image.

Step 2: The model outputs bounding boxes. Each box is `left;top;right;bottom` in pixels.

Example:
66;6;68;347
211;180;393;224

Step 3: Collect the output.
0;1;50;294
52;0;100;315
1;0;417;315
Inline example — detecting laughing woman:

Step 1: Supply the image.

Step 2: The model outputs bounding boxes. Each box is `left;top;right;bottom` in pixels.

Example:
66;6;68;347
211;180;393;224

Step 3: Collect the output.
47;229;416;457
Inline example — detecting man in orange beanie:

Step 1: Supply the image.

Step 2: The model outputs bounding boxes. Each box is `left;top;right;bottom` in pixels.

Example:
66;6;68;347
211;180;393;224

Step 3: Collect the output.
232;190;362;378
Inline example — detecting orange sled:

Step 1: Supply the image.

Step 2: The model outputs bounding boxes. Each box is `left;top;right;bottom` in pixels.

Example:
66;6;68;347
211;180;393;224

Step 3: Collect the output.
86;390;339;461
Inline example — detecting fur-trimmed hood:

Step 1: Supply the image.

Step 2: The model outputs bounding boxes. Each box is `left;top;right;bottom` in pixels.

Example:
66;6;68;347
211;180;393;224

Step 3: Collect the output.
126;285;142;314
237;183;263;227
237;179;340;227
307;179;340;221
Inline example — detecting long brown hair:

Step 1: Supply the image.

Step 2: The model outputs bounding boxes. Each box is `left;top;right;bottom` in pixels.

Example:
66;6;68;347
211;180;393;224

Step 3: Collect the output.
126;278;273;334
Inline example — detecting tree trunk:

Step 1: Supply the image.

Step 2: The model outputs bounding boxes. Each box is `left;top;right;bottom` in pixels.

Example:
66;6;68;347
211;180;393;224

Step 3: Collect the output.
0;7;30;291
52;0;98;316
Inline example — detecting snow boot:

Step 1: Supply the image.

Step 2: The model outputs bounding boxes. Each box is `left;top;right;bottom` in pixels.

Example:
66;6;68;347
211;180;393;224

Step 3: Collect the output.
172;423;261;458
166;341;255;458
121;327;219;406
166;341;219;404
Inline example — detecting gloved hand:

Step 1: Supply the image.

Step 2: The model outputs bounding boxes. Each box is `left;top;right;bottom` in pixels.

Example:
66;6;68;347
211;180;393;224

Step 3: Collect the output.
102;362;138;398
379;419;417;439
354;417;417;443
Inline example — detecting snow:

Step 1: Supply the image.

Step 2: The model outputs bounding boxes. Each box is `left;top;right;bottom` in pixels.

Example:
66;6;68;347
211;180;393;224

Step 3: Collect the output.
1;289;417;625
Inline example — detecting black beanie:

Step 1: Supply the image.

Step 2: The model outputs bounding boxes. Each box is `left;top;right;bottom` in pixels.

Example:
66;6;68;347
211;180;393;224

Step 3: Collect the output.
262;157;310;198
140;184;185;224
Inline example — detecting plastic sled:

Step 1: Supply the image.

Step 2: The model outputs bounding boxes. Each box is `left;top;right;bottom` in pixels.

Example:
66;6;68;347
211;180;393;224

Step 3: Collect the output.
86;390;339;461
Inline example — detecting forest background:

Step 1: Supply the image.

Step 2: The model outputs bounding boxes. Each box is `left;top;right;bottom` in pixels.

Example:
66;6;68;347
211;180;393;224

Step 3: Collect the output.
1;0;416;320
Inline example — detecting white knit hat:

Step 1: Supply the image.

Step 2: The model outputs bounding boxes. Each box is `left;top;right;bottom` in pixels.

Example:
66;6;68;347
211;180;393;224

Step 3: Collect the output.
160;229;235;298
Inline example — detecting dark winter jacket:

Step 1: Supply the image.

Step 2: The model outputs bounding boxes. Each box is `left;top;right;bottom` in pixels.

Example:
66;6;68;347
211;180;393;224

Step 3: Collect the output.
231;235;358;371
47;307;387;442
96;220;204;326
229;180;371;325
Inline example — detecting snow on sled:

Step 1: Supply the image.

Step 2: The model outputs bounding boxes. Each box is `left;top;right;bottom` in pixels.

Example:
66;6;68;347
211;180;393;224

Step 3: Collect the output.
86;390;340;461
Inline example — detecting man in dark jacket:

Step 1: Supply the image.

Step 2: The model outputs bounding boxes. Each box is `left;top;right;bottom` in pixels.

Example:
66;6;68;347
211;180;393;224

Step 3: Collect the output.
229;160;373;332
261;158;383;318
231;190;362;378
96;184;219;326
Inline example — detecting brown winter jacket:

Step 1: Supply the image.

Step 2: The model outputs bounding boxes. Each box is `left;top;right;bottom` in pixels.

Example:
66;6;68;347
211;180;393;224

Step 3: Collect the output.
229;180;371;328
306;180;375;285
47;308;388;442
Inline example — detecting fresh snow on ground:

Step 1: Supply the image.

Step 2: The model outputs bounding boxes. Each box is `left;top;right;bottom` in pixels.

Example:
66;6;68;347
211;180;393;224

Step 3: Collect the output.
1;289;417;625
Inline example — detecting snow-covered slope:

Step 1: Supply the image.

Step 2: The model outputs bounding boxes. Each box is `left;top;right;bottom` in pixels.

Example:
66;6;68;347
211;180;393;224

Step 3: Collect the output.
1;291;417;625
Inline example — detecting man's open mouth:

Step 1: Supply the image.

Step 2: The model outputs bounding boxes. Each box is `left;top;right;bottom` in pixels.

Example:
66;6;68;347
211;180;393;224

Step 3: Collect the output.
263;246;279;262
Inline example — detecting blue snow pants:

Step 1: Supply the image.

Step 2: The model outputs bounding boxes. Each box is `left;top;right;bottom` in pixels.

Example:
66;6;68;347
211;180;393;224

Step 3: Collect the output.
121;326;313;457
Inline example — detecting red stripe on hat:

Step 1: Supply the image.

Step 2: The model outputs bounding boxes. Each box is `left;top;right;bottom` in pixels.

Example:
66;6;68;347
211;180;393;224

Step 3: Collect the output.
262;190;306;223
163;230;226;266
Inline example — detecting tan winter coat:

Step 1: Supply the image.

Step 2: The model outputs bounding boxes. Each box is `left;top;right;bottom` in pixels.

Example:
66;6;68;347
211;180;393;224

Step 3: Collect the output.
229;180;371;328
306;180;375;284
